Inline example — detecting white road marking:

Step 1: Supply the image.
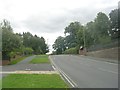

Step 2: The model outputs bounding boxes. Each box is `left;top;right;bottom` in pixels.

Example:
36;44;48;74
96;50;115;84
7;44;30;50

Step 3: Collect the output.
84;57;118;65
103;61;118;65
59;69;75;87
98;68;118;74
49;56;78;88
52;65;56;70
78;59;118;74
25;68;31;71
59;68;78;87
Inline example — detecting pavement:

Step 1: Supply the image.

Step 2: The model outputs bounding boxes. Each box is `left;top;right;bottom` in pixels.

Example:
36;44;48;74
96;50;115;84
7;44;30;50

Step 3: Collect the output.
50;55;118;88
2;55;54;77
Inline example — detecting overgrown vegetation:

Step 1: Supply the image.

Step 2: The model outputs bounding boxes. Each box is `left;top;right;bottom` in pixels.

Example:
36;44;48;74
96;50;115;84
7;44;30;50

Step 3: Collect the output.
9;56;28;65
53;9;119;54
1;20;49;60
30;55;49;64
63;47;77;54
2;74;68;88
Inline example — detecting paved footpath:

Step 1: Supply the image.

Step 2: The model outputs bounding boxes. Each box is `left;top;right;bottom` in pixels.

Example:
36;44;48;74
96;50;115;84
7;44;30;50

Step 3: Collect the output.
2;55;54;77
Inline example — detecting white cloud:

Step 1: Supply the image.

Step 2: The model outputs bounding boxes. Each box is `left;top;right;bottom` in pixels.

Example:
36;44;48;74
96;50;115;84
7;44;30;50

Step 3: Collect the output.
0;0;118;53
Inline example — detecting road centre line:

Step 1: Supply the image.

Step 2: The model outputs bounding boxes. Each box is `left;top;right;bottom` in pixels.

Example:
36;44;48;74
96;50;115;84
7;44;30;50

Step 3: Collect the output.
79;56;118;65
98;68;118;74
76;60;118;74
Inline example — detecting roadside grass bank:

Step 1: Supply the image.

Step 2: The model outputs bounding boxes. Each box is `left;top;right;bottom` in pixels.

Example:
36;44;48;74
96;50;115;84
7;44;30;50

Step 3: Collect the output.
8;56;29;65
30;55;50;64
2;74;68;88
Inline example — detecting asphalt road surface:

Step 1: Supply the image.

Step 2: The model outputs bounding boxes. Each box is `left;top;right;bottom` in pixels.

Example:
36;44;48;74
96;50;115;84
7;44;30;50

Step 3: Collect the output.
2;55;53;77
50;55;118;88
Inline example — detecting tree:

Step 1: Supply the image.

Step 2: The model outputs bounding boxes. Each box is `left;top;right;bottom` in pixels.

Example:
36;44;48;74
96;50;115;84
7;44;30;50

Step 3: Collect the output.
1;19;49;60
94;12;111;44
109;9;120;39
94;12;110;36
76;25;84;47
22;32;48;54
40;37;49;54
64;22;82;48
0;23;2;51
1;19;22;59
22;47;33;55
23;32;33;48
85;21;96;46
53;36;66;54
53;10;117;54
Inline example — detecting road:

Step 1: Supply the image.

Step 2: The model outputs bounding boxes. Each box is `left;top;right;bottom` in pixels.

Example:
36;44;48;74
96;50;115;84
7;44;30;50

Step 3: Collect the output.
50;55;118;88
2;55;53;77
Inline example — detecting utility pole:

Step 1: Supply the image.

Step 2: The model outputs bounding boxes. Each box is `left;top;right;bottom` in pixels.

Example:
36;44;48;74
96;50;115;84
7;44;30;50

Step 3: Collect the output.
83;29;85;48
83;28;86;55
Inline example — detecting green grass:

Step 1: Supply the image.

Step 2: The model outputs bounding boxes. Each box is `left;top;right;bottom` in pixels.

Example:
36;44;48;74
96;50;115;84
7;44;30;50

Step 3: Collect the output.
0;79;2;89
30;55;50;64
2;74;68;88
9;56;28;65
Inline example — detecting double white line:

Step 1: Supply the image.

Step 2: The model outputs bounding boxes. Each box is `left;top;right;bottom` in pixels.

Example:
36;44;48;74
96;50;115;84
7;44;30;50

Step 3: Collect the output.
49;56;78;88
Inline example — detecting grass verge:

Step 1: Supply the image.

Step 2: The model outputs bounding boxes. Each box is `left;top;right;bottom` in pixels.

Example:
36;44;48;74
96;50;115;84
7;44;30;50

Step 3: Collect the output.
2;74;68;88
0;79;1;89
9;56;28;65
30;55;50;64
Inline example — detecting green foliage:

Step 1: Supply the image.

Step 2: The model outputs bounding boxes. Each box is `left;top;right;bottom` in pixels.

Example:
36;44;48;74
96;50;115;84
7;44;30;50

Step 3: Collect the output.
1;19;49;60
53;36;66;54
85;12;111;46
109;9;120;39
9;56;28;65
63;47;77;54
0;26;2;51
1;19;23;59
94;12;110;37
64;22;83;48
23;33;49;54
22;47;33;55
53;9;118;54
98;36;111;44
9;51;16;58
76;26;84;46
85;21;95;46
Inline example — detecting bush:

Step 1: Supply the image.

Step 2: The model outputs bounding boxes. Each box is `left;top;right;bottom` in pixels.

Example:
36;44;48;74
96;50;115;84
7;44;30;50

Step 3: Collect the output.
98;36;111;44
63;47;77;54
9;52;16;58
22;47;34;55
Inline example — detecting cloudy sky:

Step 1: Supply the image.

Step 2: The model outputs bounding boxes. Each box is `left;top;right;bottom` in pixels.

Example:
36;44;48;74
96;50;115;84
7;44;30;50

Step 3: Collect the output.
0;0;118;53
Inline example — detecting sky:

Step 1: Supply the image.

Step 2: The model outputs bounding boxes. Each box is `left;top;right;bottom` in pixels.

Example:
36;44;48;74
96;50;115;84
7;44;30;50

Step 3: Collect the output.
0;0;118;53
